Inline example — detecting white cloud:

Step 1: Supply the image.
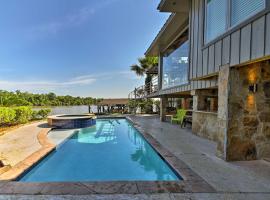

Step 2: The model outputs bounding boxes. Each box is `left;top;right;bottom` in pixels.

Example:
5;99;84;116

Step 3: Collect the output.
72;70;141;82
0;69;140;93
0;76;96;92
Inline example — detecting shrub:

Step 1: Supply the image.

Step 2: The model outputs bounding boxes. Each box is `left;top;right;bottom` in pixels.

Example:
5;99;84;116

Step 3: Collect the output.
0;107;16;124
144;100;154;114
128;99;154;114
138;99;153;114
13;106;33;124
37;109;51;118
0;107;51;127
128;99;139;113
31;110;39;120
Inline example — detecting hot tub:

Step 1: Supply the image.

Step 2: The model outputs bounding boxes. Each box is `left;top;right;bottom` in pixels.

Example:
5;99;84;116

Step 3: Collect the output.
47;114;96;129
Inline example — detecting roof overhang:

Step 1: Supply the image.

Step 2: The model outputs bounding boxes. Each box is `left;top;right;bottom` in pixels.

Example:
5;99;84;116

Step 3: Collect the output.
158;0;190;13
145;12;189;56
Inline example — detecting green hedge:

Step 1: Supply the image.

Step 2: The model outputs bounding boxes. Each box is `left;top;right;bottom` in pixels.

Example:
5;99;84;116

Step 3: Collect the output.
0;107;51;126
0;107;16;124
13;106;33;124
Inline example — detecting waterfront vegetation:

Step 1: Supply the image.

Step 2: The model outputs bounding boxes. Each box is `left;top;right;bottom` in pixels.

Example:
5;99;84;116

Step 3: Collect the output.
0;106;51;135
0;89;100;129
0;106;51;126
0;90;100;107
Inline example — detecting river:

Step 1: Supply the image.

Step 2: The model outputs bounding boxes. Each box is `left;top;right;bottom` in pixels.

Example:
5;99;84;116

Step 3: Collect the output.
33;105;98;115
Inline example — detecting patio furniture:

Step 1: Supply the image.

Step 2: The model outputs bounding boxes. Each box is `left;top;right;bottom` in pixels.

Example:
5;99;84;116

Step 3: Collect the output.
183;114;192;127
171;109;187;127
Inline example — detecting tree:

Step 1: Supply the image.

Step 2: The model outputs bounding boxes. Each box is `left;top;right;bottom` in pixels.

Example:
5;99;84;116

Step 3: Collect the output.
0;90;97;107
130;57;158;81
130;57;158;95
47;92;57;101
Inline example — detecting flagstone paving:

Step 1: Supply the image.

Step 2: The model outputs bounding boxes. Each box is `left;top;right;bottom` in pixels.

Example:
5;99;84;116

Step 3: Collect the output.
129;115;270;193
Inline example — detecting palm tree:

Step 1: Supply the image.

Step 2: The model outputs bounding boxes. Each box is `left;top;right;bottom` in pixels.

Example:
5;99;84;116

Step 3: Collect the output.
131;57;158;96
130;57;158;77
130;57;158;97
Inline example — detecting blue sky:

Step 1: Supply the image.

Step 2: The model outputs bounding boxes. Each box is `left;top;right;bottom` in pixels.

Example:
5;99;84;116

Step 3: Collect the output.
0;0;168;98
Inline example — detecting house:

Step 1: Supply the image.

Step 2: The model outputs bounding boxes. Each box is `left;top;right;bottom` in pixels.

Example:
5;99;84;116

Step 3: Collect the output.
130;0;270;161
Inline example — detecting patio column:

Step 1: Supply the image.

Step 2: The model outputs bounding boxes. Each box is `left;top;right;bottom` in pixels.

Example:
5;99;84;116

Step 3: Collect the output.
217;61;270;161
160;97;168;122
216;66;230;160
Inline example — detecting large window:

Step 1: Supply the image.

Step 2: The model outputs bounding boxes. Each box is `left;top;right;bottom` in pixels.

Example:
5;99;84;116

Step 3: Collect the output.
205;0;227;43
205;0;266;43
162;40;189;89
231;0;266;26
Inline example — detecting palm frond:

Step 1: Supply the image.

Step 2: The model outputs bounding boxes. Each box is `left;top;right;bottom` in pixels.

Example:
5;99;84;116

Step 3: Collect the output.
130;64;144;76
129;56;159;77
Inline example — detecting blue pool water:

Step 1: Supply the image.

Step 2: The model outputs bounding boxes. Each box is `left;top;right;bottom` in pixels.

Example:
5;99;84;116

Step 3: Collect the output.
19;119;180;182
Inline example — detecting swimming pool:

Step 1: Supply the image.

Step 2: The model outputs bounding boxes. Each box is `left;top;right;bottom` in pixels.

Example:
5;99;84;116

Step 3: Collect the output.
19;119;180;182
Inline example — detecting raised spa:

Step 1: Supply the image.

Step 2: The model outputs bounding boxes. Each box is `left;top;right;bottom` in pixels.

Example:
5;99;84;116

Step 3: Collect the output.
47;114;96;129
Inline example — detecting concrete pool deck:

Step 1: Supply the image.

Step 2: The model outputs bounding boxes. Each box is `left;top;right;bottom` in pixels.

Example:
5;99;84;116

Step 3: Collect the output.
129;115;270;192
0;122;55;181
0;122;47;167
0;115;270;199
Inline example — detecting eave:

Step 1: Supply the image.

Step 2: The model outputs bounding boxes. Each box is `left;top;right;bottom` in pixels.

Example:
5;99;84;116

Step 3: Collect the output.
158;0;190;13
145;12;189;56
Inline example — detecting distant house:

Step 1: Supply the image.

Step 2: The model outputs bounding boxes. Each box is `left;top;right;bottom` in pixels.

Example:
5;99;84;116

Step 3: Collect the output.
129;0;270;161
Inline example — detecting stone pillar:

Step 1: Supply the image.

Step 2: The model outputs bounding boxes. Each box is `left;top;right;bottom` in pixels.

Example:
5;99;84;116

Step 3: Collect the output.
160;97;168;122
217;61;270;161
216;66;230;160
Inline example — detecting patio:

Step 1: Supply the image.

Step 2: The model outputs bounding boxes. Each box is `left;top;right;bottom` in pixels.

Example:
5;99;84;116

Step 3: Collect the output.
129;115;270;193
1;115;270;199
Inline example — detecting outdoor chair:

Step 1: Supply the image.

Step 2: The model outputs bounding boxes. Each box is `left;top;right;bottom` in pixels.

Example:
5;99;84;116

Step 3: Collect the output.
171;109;187;127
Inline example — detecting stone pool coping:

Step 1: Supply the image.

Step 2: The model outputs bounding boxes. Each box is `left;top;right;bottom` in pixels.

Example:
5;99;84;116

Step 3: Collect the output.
0;116;216;195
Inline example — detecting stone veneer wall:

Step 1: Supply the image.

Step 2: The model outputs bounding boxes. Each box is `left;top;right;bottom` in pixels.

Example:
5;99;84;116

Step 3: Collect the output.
217;60;270;161
192;112;218;142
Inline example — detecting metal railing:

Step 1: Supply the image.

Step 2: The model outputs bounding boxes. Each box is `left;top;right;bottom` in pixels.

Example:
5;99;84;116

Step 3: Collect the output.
128;76;158;99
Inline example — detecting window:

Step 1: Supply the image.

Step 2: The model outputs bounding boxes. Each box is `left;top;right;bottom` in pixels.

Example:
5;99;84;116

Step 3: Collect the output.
204;0;266;43
162;40;189;89
231;0;265;26
205;0;227;43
